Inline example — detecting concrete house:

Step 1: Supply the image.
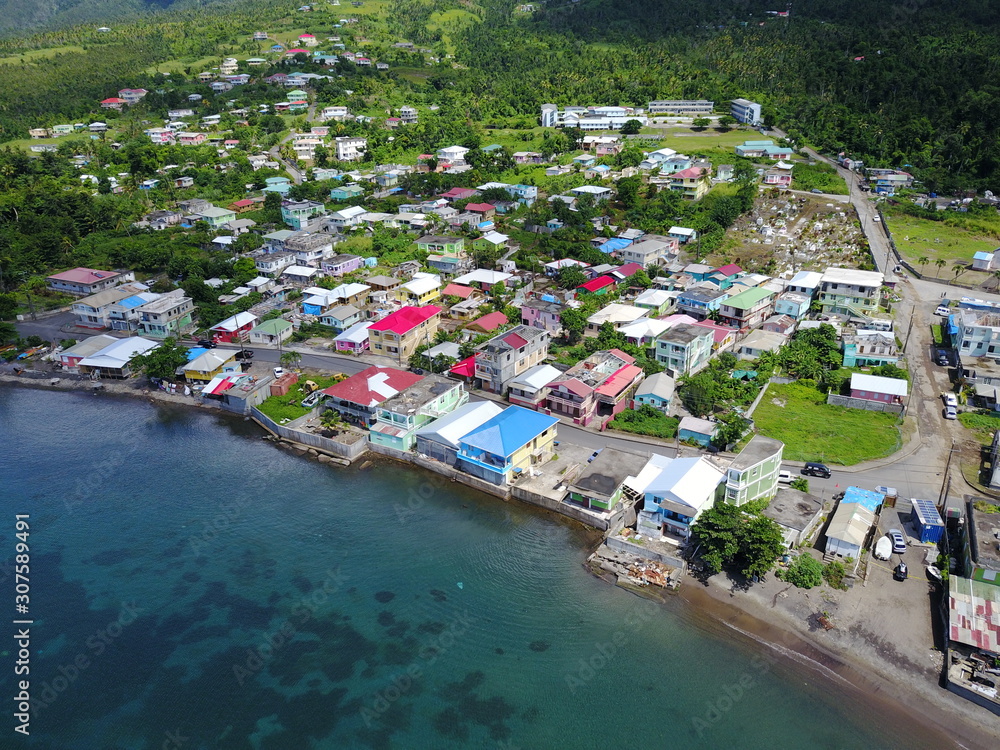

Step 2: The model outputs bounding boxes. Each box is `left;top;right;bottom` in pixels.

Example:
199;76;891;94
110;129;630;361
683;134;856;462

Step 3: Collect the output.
724;436;784;507
818;267;884;318
566;448;651;516
848;373;908;405
842;330;899;367
320;304;364;332
136;294;195;339
632;372;675;413
775;291;812;321
637;456;726;542
520;298;565;334
764;488;825;548
633;289;675;317
618;238;678;267
730;98;761;125
71;285;145;328
367;305;441;361
737;329;787;360
248;318;293;346
668;166;712;201
456;406;559;485
677;416;718;447
321;253;364;276
546;349;644;426
48;267;131;296
506;364;563;411
718;287;775;329
281;200;326;230
473;325;550;394
654;324;714;377
370;375;468;451
677;286;729;319
321;366;424;426
953;309;1000;358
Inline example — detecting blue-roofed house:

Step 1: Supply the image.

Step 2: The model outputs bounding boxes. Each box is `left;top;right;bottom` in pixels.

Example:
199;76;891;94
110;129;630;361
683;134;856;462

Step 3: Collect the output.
972;251;999;272
599;237;632;255
414;401;505;466
456;406;559;485
840;486;884;514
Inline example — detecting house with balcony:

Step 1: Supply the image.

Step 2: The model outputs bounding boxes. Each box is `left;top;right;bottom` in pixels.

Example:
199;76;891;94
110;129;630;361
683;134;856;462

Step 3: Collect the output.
59;334;119;372
71;285;145;328
818;267;884;318
692;319;738;352
842;330;899;367
414;401;504;466
183;349;241;383
333;320;374;354
545;349;644;426
952;308;1000;358
209;311;258;343
370;375;469;451
786;270;823;298
281;200;326;230
331;183;364;201
637;457;726;542
677;286;729;320
473;325;550;394
136;293;194;338
520;298;566;334
255;252;297;276
334;136;367;162
654;324;714;377
775;291;812;321
76;337;159;379
566;448;652;516
321;366;424;426
400;273;442;305
285;232;333;266
327;205;367;232
456;406;559;485
633;288;675;317
617;238;678;267
724;436;784;507
585;304;648;336
669;166;711;201
718;287;775;329
367;305;442;361
322;253;364;276
507;364;562;410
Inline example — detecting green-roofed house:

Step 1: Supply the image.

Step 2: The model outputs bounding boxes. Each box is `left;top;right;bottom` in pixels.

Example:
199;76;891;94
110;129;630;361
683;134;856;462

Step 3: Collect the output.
287;89;308;101
248;318;293;346
718;287;775;329
196;206;237;228
330;184;364;201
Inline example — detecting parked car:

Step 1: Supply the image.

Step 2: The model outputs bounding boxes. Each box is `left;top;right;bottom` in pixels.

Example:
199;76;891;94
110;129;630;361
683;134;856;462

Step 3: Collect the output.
944;405;957;420
810;188;823;194
777;470;794;483
934;350;950;367
934;305;951;317
273;367;285;379
801;462;832;478
587;449;602;463
942;393;958;408
197;339;217;349
235;349;254;360
887;529;907;554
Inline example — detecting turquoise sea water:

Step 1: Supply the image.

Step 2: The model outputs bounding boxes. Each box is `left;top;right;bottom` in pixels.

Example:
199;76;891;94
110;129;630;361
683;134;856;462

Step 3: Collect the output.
0;389;949;749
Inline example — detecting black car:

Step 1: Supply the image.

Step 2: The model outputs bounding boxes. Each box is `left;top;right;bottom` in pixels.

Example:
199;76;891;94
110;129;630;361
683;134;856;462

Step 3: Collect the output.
197;339;217;349
801;462;832;478
235;349;254;360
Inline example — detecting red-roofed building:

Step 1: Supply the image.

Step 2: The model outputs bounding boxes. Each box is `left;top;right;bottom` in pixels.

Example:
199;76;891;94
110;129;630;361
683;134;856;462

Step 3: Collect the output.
611;262;642;280
669;166;711;201
441;187;479;201
100;97;126;110
449;356;477;381
467;311;508;334
285;48;310;56
229;199;257;213
367;305;442;361
442;283;475;300
465;203;496;218
47;267;132;296
320;366;424;425
576;275;616;297
546;349;643;426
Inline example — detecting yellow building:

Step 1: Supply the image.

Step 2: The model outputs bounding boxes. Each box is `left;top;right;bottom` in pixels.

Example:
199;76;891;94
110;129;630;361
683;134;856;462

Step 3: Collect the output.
183;349;240;382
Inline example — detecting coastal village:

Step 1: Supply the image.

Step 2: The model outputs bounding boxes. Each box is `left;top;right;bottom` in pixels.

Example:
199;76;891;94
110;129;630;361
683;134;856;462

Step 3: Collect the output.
3;10;1000;735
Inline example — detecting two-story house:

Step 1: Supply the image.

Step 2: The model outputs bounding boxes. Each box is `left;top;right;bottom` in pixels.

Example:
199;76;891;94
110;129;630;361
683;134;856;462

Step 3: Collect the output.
818;267;884;318
953;309;1000;358
136;293;194;339
473;325;551;394
842;330;899;367
521;298;566;335
456;406;559;485
718;287;775;329
321;253;364;277
637;456;726;542
327;205;367;232
334;136;367;162
506;364;563;411
786;270;823;298
677;286;730;320
48;267;132;296
71;285;145;329
285;232;333;266
281;200;326;230
546;349;644;426
369;375;469;451
724;436;784;507
367;305;442;362
321;366;424;426
669;166;711;201
399;273;442;306
775;291;812;321
617;238;678;268
655;324;714;377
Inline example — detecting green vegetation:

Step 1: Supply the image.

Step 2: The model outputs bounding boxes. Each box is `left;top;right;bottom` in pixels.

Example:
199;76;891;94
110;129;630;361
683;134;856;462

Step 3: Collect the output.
973;499;1000;514
753;382;901;465
689;502;787;582
129;337;189;380
958;411;1000;445
791;163;847;195
778;554;824;589
608;405;679;439
256;373;346;424
884;210;998;270
822;560;849;591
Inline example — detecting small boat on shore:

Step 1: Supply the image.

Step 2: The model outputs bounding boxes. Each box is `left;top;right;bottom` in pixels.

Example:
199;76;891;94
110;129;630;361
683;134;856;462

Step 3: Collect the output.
874;536;892;561
926;565;943;581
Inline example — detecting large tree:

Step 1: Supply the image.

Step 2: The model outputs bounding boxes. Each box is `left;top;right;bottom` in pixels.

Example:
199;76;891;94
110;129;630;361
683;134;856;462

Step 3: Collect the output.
690;502;786;581
129;338;189;381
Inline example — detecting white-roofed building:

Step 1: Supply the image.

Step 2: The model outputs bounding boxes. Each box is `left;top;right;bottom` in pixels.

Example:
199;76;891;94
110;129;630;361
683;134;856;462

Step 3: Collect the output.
453;269;514;288
586;303;648;334
400;274;441;305
848;373;908;405
786;270;823;297
819;267;884;318
507;363;563;410
637;456;726;542
334;320;375;354
618;317;673;348
77;337;159;378
414;401;505;465
633;288;675;316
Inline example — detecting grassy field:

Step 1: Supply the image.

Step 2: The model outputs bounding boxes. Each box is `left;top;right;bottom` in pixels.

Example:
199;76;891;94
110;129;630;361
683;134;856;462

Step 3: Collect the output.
884;211;997;268
659;127;754;154
753;382;902;465
146;56;221;75
958;412;1000;445
0;45;86;65
256;372;347;423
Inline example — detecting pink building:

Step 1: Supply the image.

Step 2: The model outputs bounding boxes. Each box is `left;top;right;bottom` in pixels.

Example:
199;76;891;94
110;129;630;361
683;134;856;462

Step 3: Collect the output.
848;373;907;404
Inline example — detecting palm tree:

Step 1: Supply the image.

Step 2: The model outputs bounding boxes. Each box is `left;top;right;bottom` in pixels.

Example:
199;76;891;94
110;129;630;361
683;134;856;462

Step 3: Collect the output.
934;258;946;278
917;256;929;276
279;350;302;369
952;260;968;284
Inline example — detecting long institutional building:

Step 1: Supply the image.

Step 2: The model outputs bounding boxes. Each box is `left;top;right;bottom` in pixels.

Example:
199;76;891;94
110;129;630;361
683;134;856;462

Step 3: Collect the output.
541;99;761;127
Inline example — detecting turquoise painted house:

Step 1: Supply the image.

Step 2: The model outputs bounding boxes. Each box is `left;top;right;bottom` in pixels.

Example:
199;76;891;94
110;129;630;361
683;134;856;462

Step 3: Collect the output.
677;416;717;447
331;184;365;201
369;376;468;451
775;292;811;321
632;372;675;413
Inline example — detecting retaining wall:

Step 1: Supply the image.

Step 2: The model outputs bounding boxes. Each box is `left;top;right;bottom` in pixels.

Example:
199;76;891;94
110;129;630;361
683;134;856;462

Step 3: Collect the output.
250;407;368;461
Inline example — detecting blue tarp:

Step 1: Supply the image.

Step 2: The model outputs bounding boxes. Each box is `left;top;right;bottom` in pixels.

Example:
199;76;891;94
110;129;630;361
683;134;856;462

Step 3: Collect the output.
599;238;631;254
842;486;883;513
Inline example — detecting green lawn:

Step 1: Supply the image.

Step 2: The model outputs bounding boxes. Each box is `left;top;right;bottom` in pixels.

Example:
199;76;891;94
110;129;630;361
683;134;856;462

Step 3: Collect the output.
256;372;347;424
884;211;997;269
660;127;756;154
753;382;902;465
791;163;848;195
958;412;1000;445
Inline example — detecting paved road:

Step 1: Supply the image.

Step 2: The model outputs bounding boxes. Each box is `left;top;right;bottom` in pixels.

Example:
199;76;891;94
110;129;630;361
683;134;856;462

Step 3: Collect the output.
268;132;304;184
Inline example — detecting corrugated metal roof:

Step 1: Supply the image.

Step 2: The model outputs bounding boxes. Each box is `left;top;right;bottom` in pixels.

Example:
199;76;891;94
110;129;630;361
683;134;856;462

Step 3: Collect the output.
459;406;558;457
415;401;504;449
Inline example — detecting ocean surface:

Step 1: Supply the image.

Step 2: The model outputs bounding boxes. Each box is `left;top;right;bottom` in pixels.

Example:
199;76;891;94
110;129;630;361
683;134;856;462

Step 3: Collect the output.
0;388;947;749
